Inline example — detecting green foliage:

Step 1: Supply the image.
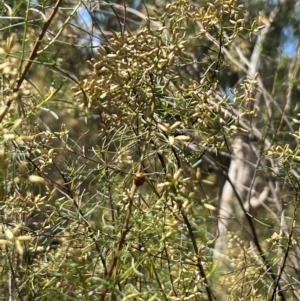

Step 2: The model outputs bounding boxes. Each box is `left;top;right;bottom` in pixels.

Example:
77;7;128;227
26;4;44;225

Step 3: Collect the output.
0;0;299;300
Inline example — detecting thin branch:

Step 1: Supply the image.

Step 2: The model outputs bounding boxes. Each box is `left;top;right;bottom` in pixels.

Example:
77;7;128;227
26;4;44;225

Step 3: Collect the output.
270;182;299;301
99;163;143;301
0;0;63;124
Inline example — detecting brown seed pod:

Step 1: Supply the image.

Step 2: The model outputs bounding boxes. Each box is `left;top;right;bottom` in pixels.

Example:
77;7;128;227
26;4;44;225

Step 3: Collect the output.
134;172;145;186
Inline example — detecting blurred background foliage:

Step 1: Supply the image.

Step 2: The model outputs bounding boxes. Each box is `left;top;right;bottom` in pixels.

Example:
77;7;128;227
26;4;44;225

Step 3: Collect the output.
0;0;299;300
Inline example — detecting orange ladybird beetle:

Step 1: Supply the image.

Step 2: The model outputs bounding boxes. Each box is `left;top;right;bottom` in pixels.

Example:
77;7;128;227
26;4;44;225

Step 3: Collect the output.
134;172;145;186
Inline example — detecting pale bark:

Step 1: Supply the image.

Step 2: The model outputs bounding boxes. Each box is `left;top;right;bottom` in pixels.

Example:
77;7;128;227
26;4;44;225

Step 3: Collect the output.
215;136;255;249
